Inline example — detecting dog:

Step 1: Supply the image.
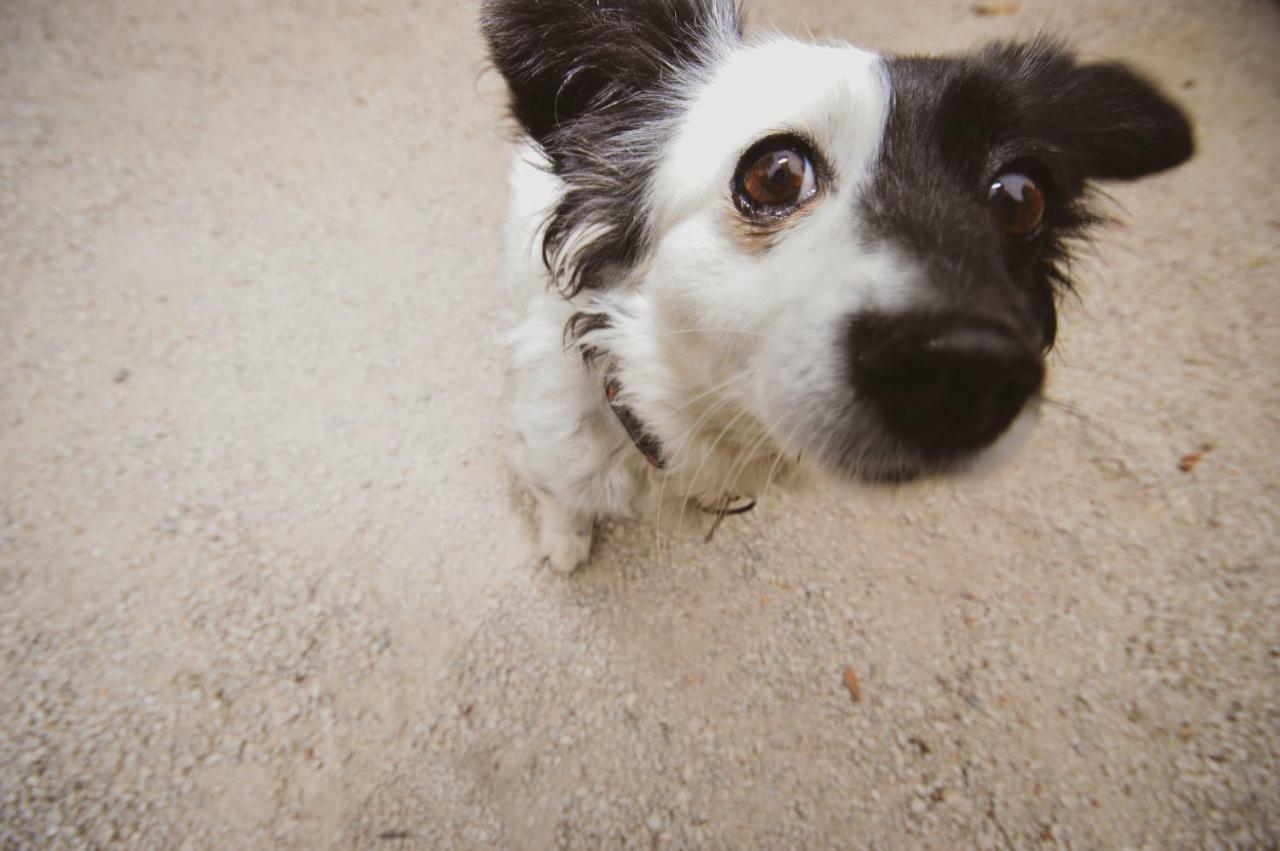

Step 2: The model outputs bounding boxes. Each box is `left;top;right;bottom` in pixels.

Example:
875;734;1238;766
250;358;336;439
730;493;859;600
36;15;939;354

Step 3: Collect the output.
482;0;1193;573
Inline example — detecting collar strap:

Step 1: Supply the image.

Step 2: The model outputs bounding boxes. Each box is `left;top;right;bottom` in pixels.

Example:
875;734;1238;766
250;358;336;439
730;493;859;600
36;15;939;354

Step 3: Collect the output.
604;375;666;470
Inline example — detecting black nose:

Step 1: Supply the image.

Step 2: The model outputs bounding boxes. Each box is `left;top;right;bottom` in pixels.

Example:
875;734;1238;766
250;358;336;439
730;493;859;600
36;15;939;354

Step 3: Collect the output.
849;313;1044;453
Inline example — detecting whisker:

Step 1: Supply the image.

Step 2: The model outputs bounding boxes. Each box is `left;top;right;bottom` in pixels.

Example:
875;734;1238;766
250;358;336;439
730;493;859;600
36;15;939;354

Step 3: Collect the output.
759;408;807;510
1052;361;1142;390
642;364;771;557
650;327;768;339
715;413;780;513
664;369;755;418
806;410;850;486
676;406;754;537
1042;395;1144;429
653;389;745;564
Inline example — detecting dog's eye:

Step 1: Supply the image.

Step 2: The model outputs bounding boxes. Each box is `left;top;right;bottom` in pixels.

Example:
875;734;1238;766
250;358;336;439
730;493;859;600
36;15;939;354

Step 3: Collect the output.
743;150;812;207
735;138;818;216
989;173;1045;238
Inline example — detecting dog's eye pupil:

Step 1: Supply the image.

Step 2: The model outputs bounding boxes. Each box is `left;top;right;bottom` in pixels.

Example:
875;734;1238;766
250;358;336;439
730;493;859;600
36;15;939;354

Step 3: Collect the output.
989;173;1045;238
742;149;811;209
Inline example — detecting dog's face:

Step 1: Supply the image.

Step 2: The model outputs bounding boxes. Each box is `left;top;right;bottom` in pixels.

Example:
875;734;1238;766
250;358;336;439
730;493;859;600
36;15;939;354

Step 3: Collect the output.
484;0;1193;483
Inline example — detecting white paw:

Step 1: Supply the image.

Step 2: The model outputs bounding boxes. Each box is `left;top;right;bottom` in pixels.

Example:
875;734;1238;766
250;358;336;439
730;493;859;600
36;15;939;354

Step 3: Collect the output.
539;508;594;574
542;526;593;574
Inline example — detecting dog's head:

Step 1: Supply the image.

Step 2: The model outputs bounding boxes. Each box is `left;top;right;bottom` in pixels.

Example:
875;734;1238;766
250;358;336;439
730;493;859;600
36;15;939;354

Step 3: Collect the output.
484;0;1193;483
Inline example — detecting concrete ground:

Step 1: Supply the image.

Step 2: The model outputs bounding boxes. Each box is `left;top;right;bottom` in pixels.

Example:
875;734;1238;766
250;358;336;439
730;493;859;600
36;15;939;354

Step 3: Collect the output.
2;0;1277;848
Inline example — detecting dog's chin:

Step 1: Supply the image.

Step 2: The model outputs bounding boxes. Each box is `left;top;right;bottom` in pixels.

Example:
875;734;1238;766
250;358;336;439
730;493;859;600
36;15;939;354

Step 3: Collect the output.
806;398;1042;488
954;398;1042;480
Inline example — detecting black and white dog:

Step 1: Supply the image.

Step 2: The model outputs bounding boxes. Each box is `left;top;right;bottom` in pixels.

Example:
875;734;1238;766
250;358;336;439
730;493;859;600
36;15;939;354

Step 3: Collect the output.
482;0;1192;573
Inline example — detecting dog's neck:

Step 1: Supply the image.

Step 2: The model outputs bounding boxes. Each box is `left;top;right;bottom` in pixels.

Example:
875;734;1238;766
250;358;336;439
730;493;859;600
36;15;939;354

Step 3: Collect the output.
594;358;798;521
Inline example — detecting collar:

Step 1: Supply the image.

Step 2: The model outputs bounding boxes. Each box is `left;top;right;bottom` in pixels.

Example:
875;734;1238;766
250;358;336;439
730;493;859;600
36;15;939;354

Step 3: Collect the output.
604;374;666;470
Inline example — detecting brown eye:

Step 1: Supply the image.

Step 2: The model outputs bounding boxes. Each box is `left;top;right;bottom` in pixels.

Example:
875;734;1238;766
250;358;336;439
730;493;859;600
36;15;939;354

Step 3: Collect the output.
989;172;1046;237
735;141;818;215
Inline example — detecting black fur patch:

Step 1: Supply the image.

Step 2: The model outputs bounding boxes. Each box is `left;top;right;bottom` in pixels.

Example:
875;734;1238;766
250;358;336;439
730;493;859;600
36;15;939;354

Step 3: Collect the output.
866;39;1194;350
482;0;742;297
565;311;613;365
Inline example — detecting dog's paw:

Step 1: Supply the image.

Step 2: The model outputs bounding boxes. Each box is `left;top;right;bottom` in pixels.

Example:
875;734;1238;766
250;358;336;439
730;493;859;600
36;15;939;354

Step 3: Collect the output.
539;505;594;575
542;525;593;575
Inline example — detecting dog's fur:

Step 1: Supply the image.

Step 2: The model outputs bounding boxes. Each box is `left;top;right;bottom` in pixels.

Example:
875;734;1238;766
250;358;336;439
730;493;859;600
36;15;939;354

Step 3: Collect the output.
483;0;1193;573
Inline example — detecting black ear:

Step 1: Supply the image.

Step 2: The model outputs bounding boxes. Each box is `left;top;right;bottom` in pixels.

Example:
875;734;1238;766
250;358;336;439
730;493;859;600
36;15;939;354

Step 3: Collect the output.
481;0;741;147
990;41;1194;181
1051;61;1194;180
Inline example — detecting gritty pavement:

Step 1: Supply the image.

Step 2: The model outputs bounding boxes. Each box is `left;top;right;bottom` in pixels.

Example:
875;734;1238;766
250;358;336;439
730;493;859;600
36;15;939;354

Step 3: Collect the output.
1;0;1277;848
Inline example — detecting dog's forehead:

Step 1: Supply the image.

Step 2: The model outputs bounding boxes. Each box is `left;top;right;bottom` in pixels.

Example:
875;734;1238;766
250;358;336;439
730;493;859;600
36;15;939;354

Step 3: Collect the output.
653;40;889;216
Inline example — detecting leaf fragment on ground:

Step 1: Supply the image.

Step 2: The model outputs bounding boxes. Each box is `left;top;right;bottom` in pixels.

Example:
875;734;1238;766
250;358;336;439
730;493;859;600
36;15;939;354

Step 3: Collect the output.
842;666;862;703
1179;442;1215;473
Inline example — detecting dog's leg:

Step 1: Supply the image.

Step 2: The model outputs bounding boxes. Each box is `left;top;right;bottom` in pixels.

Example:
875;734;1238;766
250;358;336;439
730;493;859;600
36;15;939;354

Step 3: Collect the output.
506;293;629;574
537;497;594;574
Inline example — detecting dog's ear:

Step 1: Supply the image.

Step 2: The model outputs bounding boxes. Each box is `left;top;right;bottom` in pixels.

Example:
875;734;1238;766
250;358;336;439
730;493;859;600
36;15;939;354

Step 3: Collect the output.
482;0;741;147
990;41;1194;181
1047;61;1195;181
482;0;741;297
